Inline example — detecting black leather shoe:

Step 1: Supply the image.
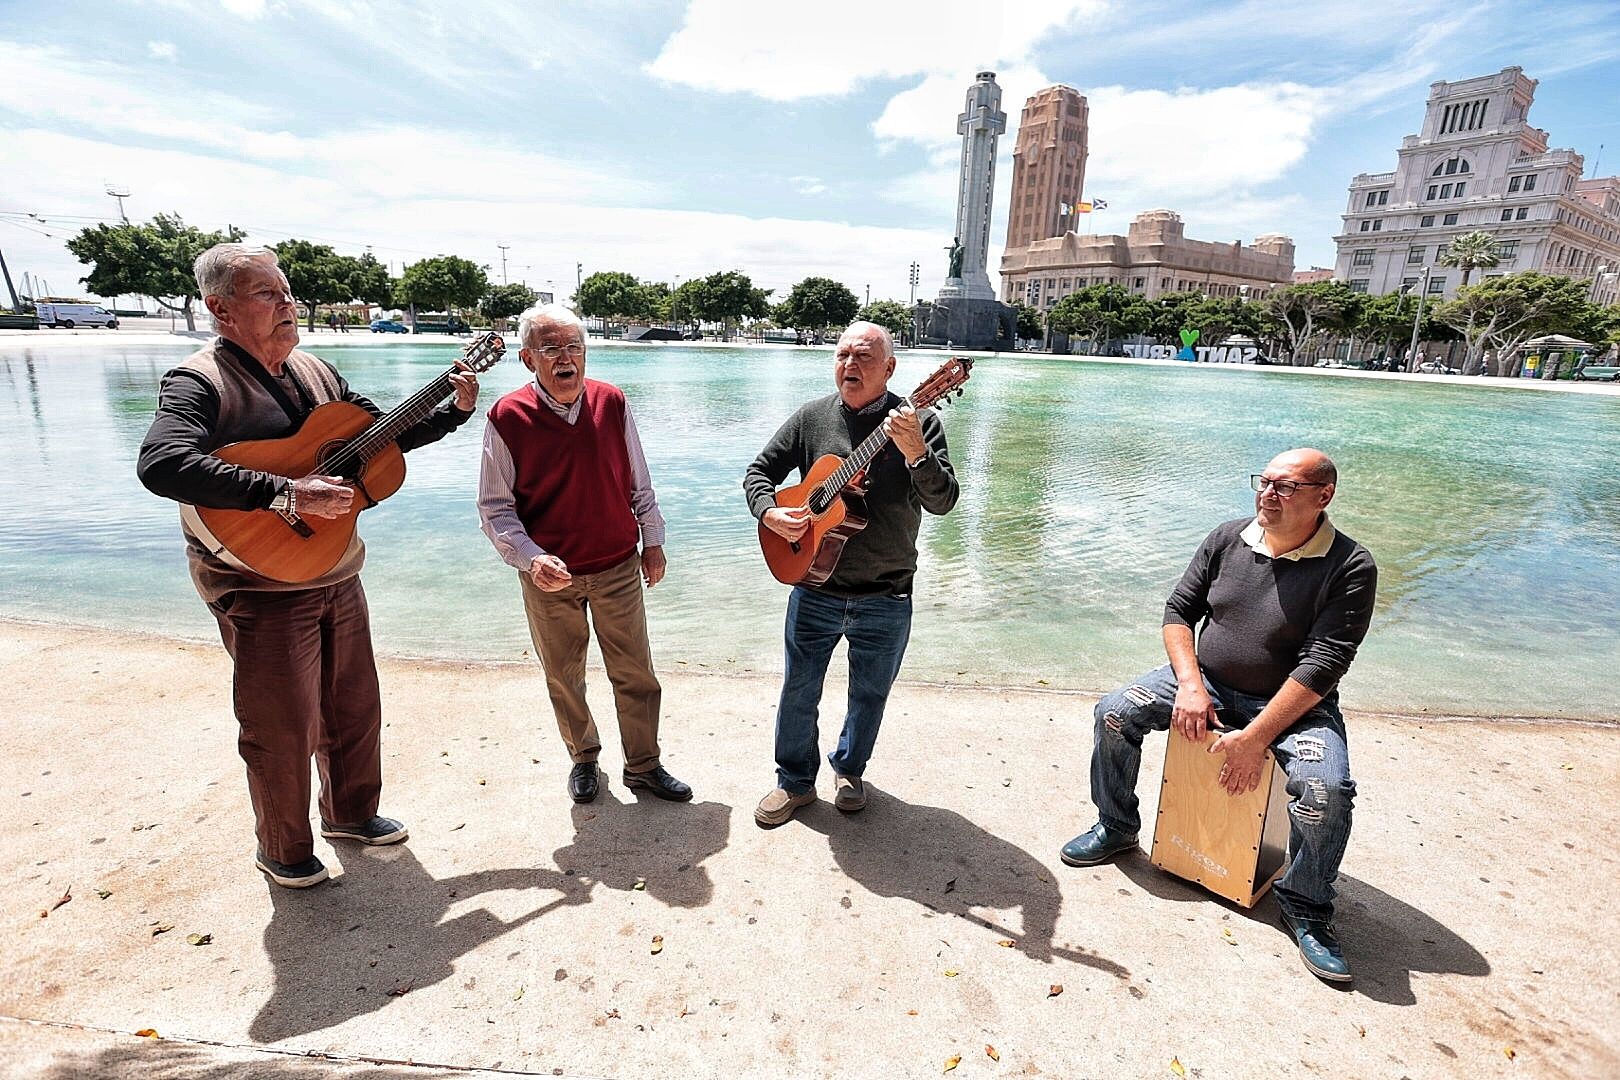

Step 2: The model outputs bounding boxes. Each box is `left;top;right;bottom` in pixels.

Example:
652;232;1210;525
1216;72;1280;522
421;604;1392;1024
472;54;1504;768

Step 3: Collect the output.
568;761;600;803
1059;823;1139;867
623;765;693;802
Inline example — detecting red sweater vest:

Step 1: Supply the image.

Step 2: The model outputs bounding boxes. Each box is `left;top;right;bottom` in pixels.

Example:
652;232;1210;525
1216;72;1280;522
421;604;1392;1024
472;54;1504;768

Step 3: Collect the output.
487;380;641;575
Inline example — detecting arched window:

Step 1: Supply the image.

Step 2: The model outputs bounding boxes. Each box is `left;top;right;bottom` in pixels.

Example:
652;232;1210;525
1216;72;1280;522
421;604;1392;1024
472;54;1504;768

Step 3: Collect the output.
1432;156;1472;177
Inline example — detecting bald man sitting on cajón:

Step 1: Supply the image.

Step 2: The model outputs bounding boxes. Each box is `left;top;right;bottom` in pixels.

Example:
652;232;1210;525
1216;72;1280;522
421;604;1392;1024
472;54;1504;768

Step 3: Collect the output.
1060;449;1377;984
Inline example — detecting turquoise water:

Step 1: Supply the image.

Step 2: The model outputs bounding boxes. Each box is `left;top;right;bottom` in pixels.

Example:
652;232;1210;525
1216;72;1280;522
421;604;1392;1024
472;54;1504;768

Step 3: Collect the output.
2;340;1617;720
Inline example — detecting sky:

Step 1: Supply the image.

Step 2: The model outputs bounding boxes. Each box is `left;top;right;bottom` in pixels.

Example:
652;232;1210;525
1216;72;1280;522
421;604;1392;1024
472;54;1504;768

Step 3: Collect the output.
3;0;1619;309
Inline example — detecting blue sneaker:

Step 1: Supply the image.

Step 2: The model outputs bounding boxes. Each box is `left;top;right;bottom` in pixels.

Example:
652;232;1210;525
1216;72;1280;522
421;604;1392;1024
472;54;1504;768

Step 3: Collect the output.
254;851;329;889
1279;910;1352;983
1059;823;1139;867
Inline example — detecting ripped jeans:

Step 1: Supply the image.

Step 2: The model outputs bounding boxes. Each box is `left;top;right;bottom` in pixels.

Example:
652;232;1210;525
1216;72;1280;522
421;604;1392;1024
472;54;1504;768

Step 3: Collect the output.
1089;664;1355;922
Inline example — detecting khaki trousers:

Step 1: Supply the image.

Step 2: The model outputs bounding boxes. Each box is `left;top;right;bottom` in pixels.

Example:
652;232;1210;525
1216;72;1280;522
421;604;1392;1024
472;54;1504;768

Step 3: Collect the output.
519;552;662;773
208;577;383;864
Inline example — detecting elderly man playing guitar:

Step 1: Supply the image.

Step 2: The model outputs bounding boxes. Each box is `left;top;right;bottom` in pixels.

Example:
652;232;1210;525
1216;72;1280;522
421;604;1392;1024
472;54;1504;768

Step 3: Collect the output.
137;243;480;889
744;321;960;827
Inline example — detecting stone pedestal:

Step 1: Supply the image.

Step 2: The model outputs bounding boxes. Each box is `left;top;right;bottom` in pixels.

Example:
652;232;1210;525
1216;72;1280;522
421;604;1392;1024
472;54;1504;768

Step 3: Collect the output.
918;295;1016;351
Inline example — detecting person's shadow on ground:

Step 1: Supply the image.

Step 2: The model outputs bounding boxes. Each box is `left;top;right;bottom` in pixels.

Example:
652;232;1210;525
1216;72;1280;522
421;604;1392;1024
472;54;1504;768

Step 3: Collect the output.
1114;858;1488;1004
798;789;1130;979
250;792;731;1041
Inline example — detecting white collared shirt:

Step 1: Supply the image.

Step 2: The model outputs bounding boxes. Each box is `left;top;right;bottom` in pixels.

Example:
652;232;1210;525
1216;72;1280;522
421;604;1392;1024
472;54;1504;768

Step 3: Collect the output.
1239;515;1337;561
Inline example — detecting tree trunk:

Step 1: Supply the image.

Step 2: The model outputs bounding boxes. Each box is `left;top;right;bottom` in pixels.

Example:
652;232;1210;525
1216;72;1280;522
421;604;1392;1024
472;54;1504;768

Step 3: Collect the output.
182;297;196;332
1460;267;1473;287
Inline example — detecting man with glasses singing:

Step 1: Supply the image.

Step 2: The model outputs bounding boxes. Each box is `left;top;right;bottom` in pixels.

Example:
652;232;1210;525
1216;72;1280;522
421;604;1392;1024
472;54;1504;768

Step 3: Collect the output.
478;304;691;805
1059;448;1377;983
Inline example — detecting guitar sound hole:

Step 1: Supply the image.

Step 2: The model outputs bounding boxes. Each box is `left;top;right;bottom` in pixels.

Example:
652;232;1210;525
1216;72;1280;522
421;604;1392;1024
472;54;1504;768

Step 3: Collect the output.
316;440;359;481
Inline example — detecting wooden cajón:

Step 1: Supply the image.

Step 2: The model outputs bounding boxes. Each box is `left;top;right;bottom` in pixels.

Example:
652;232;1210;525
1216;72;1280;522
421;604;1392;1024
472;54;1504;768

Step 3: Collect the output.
1149;729;1291;907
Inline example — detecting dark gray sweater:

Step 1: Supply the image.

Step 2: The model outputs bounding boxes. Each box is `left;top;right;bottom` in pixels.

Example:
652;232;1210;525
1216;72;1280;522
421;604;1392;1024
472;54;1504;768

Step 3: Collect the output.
744;391;958;597
1163;517;1378;698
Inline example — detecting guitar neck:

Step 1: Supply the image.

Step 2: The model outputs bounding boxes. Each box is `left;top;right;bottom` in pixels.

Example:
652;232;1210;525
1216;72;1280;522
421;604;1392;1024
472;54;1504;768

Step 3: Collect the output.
824;394;913;492
346;368;459;463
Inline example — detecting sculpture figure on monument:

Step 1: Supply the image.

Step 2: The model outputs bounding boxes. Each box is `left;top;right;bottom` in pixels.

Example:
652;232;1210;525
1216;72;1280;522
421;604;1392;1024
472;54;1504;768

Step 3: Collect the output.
947;237;964;281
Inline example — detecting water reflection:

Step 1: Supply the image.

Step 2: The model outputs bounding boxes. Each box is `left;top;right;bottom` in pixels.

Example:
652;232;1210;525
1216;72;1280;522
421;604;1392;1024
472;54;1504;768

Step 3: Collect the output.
1;340;1616;720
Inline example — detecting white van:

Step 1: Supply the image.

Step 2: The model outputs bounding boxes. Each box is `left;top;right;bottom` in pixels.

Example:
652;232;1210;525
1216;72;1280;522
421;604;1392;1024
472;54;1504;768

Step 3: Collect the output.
37;302;119;329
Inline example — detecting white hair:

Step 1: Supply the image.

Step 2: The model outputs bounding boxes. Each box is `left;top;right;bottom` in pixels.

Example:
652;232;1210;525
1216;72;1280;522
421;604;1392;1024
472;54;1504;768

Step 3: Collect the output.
518;303;587;348
841;320;895;358
194;243;277;299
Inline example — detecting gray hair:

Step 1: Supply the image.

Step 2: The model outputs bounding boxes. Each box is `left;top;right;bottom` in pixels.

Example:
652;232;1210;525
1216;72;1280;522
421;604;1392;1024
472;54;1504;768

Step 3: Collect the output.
194;243;277;299
841;320;895;358
518;302;588;348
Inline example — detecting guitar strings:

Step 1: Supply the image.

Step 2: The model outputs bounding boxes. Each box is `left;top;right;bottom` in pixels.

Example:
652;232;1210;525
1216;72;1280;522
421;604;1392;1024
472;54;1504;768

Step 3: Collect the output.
325;338;500;475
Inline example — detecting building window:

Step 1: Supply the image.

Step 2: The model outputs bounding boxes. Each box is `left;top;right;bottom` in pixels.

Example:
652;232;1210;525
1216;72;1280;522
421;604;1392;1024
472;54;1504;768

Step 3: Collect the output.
1523;174;1536;191
1454;182;1466;198
1161;278;1170;289
1427;276;1445;294
1378;190;1390;205
1371;220;1382;231
1353;249;1374;267
1427;185;1438;200
1360;221;1371;232
1498;240;1518;260
1501;209;1514;221
1420;214;1435;227
1365;191;1377;207
1508;176;1522;193
1516;207;1528;220
1407;247;1425;264
1402;277;1419;291
1348;279;1370;294
1443;213;1459;225
1134;277;1145;288
1440;183;1452;198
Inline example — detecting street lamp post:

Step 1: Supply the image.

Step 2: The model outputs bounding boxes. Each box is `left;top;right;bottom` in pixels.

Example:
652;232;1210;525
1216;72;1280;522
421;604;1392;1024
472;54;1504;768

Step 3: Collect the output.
105;185;131;223
497;244;510;286
1407;266;1432;372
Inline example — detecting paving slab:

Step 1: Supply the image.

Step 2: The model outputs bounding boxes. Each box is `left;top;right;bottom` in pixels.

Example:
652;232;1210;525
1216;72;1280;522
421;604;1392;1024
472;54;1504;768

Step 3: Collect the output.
1;619;1616;1078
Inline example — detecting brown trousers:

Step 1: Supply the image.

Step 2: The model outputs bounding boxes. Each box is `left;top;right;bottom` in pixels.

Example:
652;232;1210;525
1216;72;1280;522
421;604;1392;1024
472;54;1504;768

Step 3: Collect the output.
519;552;662;773
209;577;383;864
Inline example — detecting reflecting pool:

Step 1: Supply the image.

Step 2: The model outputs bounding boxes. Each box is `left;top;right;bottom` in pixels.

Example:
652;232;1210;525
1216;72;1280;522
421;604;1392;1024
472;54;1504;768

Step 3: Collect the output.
2;340;1616;719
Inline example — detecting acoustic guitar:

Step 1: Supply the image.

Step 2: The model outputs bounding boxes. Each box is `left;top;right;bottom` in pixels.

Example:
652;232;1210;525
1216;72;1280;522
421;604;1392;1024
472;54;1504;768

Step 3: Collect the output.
758;356;973;586
181;331;506;583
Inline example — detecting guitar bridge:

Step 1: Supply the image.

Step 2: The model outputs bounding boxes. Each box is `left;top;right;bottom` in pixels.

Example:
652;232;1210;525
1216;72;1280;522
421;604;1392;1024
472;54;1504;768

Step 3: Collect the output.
276;509;315;538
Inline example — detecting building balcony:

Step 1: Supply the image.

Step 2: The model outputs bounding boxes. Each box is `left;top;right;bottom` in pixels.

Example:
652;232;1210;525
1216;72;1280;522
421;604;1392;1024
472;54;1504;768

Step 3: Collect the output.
1351;171;1396;186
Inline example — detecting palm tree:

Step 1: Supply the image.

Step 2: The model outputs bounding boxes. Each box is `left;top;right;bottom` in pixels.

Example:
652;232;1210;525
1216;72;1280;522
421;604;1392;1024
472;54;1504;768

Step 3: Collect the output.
1438;231;1502;286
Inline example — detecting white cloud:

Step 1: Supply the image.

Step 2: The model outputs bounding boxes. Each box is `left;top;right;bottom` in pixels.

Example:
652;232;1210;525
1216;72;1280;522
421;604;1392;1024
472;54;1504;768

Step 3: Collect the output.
789;176;827;196
220;0;270;17
647;0;1105;100
147;41;179;61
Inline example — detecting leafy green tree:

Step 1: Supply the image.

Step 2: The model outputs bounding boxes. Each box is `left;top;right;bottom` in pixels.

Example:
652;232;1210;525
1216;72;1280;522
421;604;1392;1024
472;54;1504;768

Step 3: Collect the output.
1012;302;1044;341
480;283;539;326
855;299;911;339
683;270;771;338
271;239;351;331
1147;291;1203;342
397;256;489;318
1047;284;1153;352
1438;231;1501;286
778;276;860;332
1433;271;1590;374
635;281;673;322
344;252;394;308
575;271;646;322
65;213;245;331
1261;280;1362;364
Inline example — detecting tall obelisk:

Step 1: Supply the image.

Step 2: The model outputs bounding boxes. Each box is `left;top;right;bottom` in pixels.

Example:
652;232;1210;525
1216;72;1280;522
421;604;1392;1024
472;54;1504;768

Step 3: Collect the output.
941;71;1006;303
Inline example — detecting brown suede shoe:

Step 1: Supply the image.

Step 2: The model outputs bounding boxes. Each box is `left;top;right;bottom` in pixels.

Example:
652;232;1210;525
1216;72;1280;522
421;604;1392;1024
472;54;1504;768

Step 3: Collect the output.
833;775;866;812
754;786;816;827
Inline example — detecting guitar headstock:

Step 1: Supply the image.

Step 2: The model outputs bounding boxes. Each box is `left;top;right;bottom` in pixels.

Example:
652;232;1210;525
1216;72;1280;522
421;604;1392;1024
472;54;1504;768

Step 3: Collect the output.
461;331;507;373
909;356;973;410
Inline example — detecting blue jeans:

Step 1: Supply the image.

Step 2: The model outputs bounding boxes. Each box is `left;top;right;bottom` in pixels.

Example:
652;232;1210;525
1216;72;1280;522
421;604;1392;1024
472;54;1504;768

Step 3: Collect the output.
774;587;913;795
1090;664;1356;922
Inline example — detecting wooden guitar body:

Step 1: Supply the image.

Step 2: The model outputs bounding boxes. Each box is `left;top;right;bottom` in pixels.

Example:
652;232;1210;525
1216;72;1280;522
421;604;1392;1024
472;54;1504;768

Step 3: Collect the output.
758;453;869;586
182;400;406;583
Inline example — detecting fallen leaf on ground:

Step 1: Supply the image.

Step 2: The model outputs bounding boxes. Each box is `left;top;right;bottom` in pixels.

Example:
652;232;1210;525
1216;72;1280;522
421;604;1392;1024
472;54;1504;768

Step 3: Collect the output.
997;939;1016;948
906;1009;919;1016
1560;763;1573;770
449;823;465;831
633;879;647;891
1037;678;1050;685
512;985;525;1001
134;1029;158;1039
943;1056;961;1073
605;1008;621;1019
50;887;72;912
185;933;212;946
1171;1057;1187;1077
1048;984;1063;997
387;981;412;997
944;969;959;978
1504;1047;1516;1060
651;935;664;955
986;1045;1000;1061
96;889;112;900
477;777;487;785
151;923;174;937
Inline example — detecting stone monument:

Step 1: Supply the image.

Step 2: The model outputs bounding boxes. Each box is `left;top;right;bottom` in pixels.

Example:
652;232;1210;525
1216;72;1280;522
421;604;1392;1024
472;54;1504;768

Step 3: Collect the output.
921;70;1017;350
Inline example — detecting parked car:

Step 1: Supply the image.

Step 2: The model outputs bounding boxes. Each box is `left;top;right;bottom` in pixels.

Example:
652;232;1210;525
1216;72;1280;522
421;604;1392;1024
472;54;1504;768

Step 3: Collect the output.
36;301;118;329
369;319;408;333
1418;361;1461;375
1574;360;1620;382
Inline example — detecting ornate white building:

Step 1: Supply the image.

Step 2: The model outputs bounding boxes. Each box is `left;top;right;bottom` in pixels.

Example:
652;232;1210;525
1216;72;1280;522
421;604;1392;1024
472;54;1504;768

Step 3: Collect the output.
1334;67;1620;305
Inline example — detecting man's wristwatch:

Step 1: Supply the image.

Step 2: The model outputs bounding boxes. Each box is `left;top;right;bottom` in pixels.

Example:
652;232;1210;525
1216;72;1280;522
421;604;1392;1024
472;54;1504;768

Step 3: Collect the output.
269;481;297;515
907;452;929;469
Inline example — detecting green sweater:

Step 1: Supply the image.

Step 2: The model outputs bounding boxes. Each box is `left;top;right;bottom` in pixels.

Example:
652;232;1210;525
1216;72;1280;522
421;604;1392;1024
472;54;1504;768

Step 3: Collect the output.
744;391;958;597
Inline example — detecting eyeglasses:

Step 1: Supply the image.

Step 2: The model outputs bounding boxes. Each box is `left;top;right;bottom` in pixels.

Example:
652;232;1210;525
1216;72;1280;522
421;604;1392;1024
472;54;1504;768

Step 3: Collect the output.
530;342;585;360
1250;474;1328;498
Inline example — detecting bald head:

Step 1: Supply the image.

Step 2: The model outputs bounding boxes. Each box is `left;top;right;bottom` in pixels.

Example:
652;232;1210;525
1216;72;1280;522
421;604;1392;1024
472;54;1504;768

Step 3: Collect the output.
833;320;897;409
839;320;894;358
1269;448;1337;488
